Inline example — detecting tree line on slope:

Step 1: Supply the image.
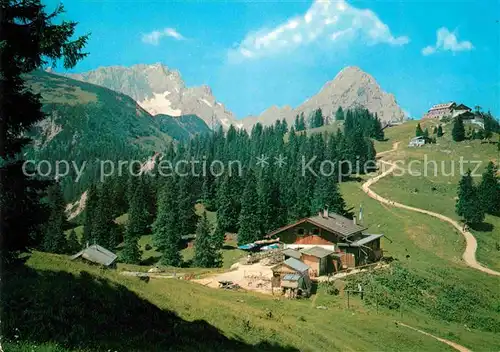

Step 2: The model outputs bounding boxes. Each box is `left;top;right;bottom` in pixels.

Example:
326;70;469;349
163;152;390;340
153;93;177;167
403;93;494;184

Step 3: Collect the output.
456;162;500;227
42;108;380;267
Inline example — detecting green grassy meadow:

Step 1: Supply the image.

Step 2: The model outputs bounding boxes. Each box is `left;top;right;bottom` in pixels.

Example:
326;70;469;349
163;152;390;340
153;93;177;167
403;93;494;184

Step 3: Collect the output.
371;120;500;271
10;119;500;351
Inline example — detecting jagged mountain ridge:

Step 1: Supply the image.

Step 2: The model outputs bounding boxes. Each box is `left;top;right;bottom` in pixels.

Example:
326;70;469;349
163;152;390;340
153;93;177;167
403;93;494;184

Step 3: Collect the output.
67;64;406;130
25;70;210;201
240;66;406;129
67;64;240;130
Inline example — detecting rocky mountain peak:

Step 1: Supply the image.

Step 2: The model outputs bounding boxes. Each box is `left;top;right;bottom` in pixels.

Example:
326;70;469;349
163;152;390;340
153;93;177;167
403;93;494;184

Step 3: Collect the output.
240;66;406;129
66;64;237;129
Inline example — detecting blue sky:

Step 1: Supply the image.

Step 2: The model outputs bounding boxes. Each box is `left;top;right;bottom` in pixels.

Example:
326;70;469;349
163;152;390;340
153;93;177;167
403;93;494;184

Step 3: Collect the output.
48;0;499;119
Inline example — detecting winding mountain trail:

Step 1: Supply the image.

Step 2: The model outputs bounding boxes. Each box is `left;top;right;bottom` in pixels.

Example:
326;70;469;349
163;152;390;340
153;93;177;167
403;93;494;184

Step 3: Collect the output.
362;142;500;277
395;322;472;352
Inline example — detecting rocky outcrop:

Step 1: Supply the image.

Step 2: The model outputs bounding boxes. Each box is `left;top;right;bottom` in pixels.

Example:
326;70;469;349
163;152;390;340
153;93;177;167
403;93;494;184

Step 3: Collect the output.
67;63;240;129
240;66;406;129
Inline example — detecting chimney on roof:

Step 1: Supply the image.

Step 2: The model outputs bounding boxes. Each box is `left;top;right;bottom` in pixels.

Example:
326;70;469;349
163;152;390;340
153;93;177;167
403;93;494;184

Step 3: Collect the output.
353;215;357;225
323;207;329;218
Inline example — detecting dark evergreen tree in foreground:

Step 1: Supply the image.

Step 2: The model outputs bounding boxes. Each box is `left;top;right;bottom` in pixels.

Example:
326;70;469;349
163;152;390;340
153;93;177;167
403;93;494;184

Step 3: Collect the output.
310;175;347;216
177;175;198;237
194;212;220;268
82;184;98;246
433;126;438;134
92;185;120;249
452;116;466;142
153;178;182;266
478;162;499;214
456;170;485;225
0;1;88;264
237;170;261;245
42;184;67;254
216;174;240;233
201;173;216;211
67;228;80;253
121;184;149;264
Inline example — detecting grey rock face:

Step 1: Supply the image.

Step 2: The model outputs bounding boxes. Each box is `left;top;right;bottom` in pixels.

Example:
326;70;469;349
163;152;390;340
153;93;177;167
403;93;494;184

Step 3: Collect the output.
240;66;406;129
67;63;240;129
68;64;405;131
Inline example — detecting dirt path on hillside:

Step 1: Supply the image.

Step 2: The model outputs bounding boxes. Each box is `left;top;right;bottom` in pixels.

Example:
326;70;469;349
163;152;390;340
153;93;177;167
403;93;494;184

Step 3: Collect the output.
362;142;500;277
396;322;472;352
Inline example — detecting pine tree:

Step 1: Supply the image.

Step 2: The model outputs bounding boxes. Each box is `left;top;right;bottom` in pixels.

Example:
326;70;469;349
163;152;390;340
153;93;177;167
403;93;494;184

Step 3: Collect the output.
258;170;283;234
201;173;216;211
216;174;240;233
452;116;466;142
82;184;98;246
456;170;485;225
310;175;347;216
42;184;68;254
478;162;499;214
121;184;149;264
415;123;424;137
294;115;300;131
0;2;88;264
437;125;444;137
194;212;220;268
92;185;119;249
177;176;198;237
335;106;345;121
153;178;182;266
423;128;429;139
310;108;324;129
127;179;150;238
67;229;81;253
298;113;306;131
433;126;438;134
120;230;141;264
237;170;261;245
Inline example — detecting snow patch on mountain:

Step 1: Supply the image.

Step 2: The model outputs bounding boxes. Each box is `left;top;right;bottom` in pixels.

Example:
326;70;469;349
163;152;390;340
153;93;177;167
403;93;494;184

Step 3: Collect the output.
139;91;182;116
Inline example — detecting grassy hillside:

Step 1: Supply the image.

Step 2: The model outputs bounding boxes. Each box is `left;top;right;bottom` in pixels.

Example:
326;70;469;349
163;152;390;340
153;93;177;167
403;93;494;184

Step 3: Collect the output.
6;250;498;352
371;120;500;270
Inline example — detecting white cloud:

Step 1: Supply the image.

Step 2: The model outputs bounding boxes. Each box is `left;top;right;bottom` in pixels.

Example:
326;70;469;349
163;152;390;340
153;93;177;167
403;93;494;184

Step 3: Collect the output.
142;28;185;45
228;0;409;61
422;27;473;56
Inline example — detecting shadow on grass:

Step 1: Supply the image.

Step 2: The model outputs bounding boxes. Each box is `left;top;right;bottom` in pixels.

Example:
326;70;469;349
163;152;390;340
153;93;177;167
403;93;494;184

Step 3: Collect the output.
140;255;160;266
470;222;494;232
3;265;299;352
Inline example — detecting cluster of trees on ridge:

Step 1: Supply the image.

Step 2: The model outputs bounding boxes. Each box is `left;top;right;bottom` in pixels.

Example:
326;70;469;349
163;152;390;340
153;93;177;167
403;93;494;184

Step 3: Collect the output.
451;110;500;142
456;162;500;227
42;107;383;267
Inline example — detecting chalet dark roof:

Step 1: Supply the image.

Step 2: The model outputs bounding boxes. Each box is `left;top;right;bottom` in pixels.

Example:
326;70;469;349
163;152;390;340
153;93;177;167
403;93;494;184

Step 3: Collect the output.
308;213;366;238
265;212;366;239
300;246;334;258
282;248;302;259
70;244;117;266
453;104;471;111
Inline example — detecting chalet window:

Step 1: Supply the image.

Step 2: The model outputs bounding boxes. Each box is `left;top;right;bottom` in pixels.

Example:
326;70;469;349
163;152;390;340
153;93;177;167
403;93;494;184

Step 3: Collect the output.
313;228;319;235
297;228;305;236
